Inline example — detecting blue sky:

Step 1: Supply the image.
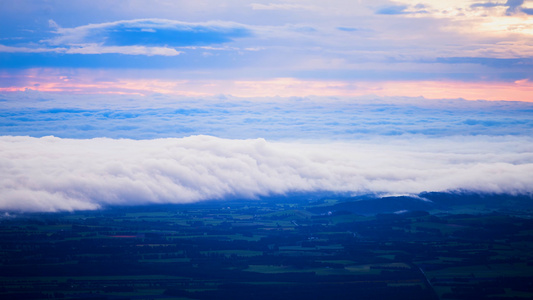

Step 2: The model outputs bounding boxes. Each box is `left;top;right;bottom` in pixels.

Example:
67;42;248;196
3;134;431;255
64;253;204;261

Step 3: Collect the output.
1;1;533;212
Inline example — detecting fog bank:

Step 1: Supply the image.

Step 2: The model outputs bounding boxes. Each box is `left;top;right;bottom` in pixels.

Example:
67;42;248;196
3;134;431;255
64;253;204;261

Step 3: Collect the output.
1;135;532;212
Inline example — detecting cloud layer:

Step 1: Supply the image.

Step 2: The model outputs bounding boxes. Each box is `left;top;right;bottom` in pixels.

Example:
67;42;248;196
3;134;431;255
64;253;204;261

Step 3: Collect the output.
1;94;531;212
1;134;532;212
1;93;533;140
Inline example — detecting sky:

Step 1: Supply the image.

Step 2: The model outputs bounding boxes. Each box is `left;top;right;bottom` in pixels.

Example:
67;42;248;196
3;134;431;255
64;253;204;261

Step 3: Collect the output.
1;1;533;212
1;0;533;100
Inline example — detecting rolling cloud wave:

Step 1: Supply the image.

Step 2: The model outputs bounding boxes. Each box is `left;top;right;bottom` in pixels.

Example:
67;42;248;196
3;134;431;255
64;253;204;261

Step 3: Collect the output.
1;135;532;212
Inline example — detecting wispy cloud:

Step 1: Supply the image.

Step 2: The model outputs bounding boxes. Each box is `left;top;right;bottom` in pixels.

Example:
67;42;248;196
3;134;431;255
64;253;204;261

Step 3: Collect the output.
63;44;182;56
0;45;65;54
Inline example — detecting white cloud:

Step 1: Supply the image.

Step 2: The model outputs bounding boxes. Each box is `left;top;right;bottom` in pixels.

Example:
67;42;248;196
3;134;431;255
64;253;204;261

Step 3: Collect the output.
65;44;182;56
0;45;66;53
1;135;532;212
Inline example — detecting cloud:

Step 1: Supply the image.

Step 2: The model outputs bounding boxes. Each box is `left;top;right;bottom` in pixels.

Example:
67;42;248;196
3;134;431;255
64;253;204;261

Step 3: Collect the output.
48;19;252;48
1;92;533;141
0;45;65;54
375;5;409;15
1;134;532;212
374;3;429;15
474;0;533;15
470;2;503;8
0;19;252;57
4;69;533;101
435;57;533;68
337;27;360;32
64;44;182;56
0;44;182;57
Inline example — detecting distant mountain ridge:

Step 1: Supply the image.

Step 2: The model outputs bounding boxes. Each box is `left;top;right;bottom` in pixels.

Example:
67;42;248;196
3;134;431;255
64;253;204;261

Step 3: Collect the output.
308;192;533;216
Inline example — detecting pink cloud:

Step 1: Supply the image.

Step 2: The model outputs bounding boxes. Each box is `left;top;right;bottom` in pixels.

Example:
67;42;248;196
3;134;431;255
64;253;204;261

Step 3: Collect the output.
1;69;532;102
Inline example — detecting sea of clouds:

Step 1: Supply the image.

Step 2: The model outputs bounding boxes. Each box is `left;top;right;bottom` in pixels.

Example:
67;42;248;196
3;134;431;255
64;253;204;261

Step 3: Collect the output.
2;92;533;140
1;134;533;212
1;92;533;212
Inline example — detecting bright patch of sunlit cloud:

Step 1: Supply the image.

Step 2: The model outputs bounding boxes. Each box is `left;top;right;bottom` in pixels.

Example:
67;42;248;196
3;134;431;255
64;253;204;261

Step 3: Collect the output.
392;0;533;37
479;16;533;35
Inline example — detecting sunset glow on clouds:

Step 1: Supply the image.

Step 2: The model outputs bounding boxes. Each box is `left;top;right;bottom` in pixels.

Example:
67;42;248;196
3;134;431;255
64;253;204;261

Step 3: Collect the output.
2;75;533;101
